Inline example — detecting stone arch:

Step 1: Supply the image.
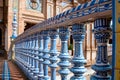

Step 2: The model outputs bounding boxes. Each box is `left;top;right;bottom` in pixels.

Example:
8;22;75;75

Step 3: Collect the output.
0;28;2;46
0;25;6;58
0;26;5;47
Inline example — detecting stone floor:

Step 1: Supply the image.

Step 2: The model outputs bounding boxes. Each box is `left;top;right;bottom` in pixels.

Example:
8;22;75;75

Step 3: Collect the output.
8;61;29;80
0;57;28;80
0;57;4;79
55;67;94;80
0;56;95;80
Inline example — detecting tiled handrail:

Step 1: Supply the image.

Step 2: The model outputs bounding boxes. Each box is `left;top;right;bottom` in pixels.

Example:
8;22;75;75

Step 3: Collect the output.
14;0;112;42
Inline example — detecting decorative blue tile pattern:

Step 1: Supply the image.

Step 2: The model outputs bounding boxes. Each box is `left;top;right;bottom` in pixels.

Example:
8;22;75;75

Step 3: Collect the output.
58;27;71;80
26;0;42;12
33;33;39;79
70;24;87;80
11;10;18;39
38;32;44;80
49;29;58;80
42;30;50;80
20;0;112;35
30;35;35;76
91;18;112;80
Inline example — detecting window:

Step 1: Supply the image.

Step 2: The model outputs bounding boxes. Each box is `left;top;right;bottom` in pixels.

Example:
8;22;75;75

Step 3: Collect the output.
47;5;51;18
56;7;60;15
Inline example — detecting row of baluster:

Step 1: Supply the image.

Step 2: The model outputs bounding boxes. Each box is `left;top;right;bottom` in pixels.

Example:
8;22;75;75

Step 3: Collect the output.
14;18;112;80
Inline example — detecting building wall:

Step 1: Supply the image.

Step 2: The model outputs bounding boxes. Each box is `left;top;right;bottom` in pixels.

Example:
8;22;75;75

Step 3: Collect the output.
6;0;47;52
3;0;97;65
5;0;63;52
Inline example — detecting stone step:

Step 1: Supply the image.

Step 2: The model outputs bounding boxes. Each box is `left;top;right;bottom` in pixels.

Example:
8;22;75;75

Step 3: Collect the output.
0;58;4;79
8;61;28;80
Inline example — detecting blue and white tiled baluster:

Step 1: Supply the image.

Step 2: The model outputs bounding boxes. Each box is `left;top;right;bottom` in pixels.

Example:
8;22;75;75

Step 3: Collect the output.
22;39;26;69
38;32;44;80
27;37;30;70
11;10;18;39
58;27;71;80
70;23;87;80
28;36;32;73
30;35;35;76
25;39;29;71
42;30;50;80
34;33;40;79
91;18;112;80
49;29;58;80
26;38;29;71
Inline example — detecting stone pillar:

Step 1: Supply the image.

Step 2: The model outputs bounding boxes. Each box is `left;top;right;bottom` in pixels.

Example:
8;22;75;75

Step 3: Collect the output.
14;42;17;60
8;10;18;59
85;23;92;65
11;10;18;39
70;24;87;80
58;27;71;80
49;29;58;80
91;18;112;80
42;30;50;80
38;32;44;80
91;23;97;64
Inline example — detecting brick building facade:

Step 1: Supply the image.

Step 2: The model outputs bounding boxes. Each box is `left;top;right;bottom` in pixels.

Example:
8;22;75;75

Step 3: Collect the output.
0;0;99;65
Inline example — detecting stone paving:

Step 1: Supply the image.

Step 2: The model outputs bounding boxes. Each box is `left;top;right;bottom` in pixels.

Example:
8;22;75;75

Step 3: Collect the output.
8;61;28;80
1;57;94;80
56;67;95;80
0;57;4;79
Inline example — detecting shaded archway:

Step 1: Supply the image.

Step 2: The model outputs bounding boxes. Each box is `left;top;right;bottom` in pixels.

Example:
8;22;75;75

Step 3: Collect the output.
0;28;4;57
0;28;2;46
24;22;36;31
0;27;6;58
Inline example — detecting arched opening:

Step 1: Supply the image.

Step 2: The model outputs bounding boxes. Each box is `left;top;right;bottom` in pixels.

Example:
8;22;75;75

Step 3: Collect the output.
24;22;36;31
0;27;6;58
0;28;4;57
0;29;2;46
68;35;73;56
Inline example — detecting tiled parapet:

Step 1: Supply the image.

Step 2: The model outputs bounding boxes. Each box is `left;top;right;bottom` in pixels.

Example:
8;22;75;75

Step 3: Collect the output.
11;10;18;39
13;0;113;80
22;0;112;35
